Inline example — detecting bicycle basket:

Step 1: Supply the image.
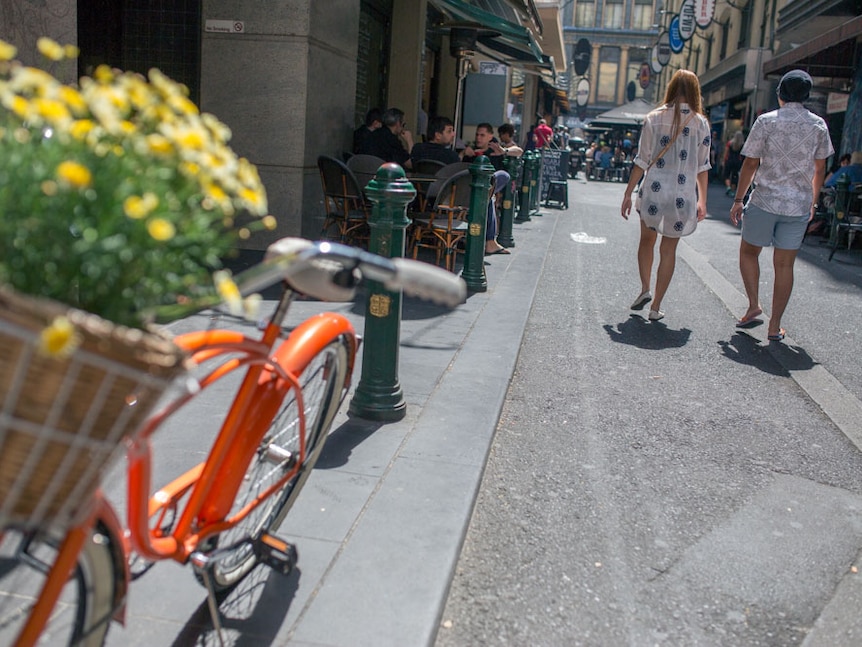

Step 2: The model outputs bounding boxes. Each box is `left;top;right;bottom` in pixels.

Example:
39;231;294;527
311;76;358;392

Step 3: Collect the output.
0;288;188;531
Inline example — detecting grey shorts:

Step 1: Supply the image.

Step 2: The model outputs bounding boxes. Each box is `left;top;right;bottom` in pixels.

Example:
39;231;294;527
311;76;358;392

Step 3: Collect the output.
741;204;808;250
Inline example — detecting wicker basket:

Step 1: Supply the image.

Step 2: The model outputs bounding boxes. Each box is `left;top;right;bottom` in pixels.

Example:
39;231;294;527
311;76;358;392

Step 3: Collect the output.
0;288;188;531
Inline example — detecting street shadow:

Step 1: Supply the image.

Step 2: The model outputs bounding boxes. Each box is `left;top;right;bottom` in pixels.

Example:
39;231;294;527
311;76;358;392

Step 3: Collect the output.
716;332;816;376
603;314;692;349
314;416;385;470
718;333;787;376
170;560;300;646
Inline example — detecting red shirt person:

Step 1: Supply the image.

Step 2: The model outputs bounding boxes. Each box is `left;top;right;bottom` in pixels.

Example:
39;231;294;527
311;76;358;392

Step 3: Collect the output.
534;119;553;148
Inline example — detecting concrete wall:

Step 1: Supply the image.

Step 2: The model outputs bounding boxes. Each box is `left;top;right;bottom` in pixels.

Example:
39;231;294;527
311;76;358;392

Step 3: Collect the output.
201;0;360;247
0;1;78;84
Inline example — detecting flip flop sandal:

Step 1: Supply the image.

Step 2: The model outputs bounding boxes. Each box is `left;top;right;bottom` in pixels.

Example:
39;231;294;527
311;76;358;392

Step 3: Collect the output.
767;328;786;342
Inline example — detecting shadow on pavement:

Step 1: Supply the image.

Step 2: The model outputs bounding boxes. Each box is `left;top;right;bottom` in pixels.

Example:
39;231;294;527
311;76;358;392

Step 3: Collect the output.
715;332;816;376
315;417;385;470
603;314;692;349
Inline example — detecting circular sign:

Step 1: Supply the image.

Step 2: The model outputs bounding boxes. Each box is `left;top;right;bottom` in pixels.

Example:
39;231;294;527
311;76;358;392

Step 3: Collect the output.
639;62;651;89
679;0;696;41
657;32;671;66
651;44;663;73
669;15;685;54
576;78;590;107
573;38;591;76
694;0;716;28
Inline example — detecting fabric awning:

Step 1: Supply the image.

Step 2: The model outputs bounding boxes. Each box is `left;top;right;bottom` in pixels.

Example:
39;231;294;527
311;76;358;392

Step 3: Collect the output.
589;98;655;127
763;14;862;79
430;0;545;63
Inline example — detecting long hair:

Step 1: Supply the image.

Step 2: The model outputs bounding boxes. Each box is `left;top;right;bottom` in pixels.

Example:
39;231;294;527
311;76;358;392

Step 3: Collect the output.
730;130;745;152
661;69;703;139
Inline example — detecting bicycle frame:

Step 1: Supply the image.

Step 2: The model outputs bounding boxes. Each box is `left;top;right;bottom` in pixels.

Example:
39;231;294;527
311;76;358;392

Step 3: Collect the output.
127;307;357;562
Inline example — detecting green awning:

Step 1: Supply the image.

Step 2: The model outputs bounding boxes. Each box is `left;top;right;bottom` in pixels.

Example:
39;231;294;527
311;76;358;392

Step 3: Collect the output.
430;0;544;63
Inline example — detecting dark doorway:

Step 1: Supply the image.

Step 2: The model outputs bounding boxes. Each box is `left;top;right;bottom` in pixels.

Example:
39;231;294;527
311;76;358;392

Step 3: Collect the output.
77;0;201;103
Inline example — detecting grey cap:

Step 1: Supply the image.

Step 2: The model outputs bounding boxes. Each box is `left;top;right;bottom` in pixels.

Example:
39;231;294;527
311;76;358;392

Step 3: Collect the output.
778;70;813;103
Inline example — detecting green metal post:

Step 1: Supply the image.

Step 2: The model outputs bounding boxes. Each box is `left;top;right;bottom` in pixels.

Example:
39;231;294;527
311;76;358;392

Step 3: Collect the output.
830;174;850;246
497;155;518;248
530;150;542;215
460;155;494;293
348;163;416;422
515;152;532;222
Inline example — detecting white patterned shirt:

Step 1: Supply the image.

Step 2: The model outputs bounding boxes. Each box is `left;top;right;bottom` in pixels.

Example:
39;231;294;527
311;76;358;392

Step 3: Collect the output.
740;103;833;217
634;103;711;236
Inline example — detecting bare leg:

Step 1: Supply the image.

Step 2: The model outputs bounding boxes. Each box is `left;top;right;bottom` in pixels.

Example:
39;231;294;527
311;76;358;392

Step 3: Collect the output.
637;219;657;294
651;235;680;312
739;239;763;319
769;247;798;335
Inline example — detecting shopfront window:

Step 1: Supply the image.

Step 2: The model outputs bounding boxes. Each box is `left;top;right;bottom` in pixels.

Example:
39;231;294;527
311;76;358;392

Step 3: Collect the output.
603;0;624;29
574;0;596;28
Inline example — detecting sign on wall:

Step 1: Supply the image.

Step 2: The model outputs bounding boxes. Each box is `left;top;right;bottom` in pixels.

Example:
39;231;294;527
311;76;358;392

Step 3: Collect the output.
694;0;716;28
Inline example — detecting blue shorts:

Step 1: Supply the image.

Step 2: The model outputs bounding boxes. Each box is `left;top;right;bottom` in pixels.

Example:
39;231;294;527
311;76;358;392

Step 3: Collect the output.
741;205;808;250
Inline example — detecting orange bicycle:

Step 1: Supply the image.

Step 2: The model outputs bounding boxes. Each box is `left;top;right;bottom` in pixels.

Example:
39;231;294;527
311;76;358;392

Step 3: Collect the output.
0;238;465;646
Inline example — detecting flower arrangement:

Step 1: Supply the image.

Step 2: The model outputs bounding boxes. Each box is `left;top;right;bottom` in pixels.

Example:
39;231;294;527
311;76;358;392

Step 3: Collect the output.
0;37;275;333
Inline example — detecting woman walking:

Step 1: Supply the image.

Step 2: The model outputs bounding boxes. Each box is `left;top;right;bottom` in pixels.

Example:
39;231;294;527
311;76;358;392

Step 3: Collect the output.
723;131;745;196
620;70;711;321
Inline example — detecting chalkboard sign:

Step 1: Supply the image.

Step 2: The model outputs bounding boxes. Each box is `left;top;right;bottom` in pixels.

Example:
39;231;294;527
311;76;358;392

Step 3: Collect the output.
540;149;570;200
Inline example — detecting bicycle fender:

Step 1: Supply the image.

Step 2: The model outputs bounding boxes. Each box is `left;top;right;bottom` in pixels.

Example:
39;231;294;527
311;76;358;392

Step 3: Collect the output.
93;494;130;625
272;312;357;378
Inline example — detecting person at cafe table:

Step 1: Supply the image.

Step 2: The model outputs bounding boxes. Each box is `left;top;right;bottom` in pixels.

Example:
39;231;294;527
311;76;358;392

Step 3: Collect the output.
411;116;476;167
359;106;414;169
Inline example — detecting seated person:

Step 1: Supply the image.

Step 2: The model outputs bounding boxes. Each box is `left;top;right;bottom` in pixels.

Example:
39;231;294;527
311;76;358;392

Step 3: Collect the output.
353;107;382;155
824;151;862;188
497;123;524;162
824;152;851;185
464;123;522;255
410;116;463;167
358;107;414;169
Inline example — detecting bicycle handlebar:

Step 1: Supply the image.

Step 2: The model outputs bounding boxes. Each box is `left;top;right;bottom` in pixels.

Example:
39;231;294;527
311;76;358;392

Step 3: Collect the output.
259;238;467;307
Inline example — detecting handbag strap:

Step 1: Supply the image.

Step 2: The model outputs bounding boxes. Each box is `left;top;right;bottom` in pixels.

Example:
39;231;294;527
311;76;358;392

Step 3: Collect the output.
646;112;696;172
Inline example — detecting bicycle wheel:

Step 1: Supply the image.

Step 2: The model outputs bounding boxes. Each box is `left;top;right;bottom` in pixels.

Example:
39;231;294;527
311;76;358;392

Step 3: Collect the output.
0;524;115;646
198;335;352;592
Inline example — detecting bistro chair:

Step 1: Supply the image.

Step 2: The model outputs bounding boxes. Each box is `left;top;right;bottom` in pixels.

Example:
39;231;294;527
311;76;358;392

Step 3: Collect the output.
346;154;386;194
828;185;862;262
412;158;447;176
410;169;472;272
317;155;370;247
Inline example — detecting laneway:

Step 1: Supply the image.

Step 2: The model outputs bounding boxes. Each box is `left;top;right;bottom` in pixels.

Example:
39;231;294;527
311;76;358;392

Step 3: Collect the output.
436;180;862;646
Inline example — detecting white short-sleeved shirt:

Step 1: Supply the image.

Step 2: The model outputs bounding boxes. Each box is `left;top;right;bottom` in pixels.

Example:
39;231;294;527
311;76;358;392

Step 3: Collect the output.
634;103;711;237
741;103;833;217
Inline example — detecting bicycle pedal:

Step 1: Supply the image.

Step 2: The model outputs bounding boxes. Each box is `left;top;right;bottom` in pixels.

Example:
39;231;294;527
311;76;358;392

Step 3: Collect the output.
254;532;297;575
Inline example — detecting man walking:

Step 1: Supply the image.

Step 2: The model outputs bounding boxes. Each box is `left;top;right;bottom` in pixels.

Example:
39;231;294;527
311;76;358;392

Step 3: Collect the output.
729;70;833;341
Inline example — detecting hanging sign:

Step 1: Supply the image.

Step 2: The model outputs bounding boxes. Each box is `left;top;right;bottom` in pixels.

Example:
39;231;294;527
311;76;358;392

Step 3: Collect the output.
650;45;663;73
576;78;590;107
679;0;697;41
573;38;592;76
669;15;685;54
694;0;715;28
639;62;651;89
657;32;672;66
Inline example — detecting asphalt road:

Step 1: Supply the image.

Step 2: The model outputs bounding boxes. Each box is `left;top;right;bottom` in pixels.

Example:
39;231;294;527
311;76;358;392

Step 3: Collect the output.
436;179;862;647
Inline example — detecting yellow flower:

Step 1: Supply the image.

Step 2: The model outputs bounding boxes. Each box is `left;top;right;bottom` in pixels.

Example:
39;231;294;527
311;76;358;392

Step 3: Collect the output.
58;85;87;116
145;133;173;156
36;37;65;62
0;40;17;61
69;119;95;140
214;270;243;316
37;316;81;358
239;187;267;214
123;192;159;219
34;97;71;124
56;160;92;188
63;44;80;59
146;217;176;241
94;64;114;84
9;95;31;120
262;215;277;230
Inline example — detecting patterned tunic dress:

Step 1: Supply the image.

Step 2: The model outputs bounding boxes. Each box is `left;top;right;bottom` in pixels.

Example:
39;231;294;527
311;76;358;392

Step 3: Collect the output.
634;103;711;237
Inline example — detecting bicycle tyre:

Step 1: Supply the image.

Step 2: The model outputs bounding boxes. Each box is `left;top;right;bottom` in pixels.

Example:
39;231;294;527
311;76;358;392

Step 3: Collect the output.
197;334;352;592
0;524;115;646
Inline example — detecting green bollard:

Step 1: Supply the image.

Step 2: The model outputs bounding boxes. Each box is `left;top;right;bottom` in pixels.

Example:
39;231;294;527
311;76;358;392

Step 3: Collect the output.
515;152;532;222
460;155;494;293
830;174;850;246
348;163;416;422
497;155;518;248
530;150;542;215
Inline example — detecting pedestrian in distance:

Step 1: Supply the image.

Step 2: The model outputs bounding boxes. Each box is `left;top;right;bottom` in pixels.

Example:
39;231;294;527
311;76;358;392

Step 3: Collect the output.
730;69;833;341
723;131;745;196
620;69;712;321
